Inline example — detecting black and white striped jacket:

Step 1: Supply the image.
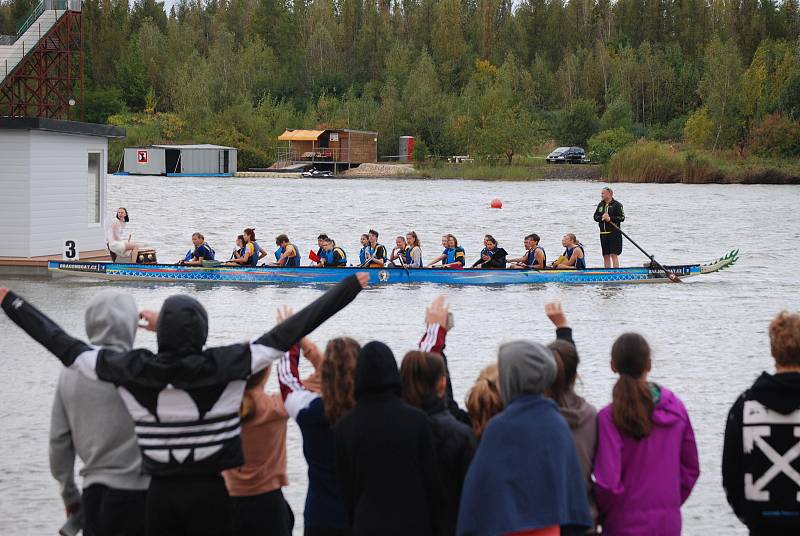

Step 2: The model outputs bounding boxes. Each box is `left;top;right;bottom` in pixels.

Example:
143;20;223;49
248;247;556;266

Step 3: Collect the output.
2;276;363;477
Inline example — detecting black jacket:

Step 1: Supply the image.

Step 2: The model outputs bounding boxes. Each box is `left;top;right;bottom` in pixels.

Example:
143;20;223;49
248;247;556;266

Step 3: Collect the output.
335;341;443;536
594;199;625;233
423;396;476;536
722;372;800;536
2;276;363;477
472;247;508;269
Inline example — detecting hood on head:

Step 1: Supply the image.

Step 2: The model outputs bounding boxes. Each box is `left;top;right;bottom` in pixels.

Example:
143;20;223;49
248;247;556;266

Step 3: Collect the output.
84;290;139;353
156;295;208;356
559;391;596;429
354;341;401;399
498;340;557;404
745;371;800;415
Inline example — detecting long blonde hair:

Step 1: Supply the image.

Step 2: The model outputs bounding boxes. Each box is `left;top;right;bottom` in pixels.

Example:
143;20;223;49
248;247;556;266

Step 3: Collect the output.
465;364;503;437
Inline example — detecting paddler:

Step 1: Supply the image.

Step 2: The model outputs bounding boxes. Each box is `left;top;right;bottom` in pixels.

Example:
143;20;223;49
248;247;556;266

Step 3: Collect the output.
358;234;369;266
594;187;625;268
229;228;265;266
230;235;245;261
471;235;507;269
318;238;348;267
551;233;586;270
179;232;216;266
404;231;423;268
272;234;301;267
427;234;466;268
389;235;409;265
363;229;387;267
316;234;329;263
507;234;546;269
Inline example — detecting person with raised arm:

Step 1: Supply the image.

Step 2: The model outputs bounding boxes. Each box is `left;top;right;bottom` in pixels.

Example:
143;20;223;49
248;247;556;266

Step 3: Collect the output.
544;300;598;531
49;290;150;536
277;319;360;536
402;297;476;536
0;273;368;536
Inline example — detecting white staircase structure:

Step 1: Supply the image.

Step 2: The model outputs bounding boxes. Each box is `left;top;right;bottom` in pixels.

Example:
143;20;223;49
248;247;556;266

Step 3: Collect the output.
0;2;72;81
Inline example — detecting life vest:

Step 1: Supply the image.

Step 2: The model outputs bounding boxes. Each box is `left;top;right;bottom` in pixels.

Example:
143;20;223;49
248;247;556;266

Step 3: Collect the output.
195;243;215;261
444;246;466;265
359;246;367;266
366;243;386;267
275;244;300;267
527;246;545;268
247;241;261;267
564;245;586;270
405;246;422;268
324;246;348;267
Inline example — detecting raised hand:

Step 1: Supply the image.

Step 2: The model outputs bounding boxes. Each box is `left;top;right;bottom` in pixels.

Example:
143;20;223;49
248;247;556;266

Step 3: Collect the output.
544;300;568;329
276;305;294;324
425;295;450;328
138;310;159;331
0;287;8;304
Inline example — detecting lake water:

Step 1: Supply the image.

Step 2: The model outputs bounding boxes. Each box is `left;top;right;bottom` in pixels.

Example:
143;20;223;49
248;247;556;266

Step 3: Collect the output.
1;176;798;534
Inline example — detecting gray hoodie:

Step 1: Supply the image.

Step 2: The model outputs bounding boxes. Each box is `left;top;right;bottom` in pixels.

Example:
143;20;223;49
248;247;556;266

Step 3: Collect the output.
49;290;150;507
560;390;598;525
498;340;557;404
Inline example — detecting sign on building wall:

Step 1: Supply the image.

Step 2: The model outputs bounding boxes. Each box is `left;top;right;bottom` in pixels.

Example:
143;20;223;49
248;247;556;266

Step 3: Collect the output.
137;150;148;164
330;133;339;142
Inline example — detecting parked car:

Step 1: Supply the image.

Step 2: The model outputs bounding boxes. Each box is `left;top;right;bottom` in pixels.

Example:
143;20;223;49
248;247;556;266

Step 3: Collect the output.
546;146;590;164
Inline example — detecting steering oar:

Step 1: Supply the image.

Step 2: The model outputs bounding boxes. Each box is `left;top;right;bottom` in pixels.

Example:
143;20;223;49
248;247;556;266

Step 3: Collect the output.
607;221;681;283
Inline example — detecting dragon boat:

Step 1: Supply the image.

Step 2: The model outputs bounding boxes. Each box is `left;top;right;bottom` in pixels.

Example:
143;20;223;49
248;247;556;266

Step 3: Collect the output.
47;250;738;286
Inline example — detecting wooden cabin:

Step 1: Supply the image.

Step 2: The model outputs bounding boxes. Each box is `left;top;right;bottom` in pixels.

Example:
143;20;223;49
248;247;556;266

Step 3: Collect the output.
277;128;378;170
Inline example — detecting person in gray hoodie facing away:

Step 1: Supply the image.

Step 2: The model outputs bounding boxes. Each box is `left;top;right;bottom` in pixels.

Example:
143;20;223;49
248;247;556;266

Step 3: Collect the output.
49;290;150;536
544;300;598;532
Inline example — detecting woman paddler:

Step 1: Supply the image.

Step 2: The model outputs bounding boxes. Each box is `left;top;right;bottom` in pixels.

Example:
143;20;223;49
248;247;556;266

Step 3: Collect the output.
107;207;139;262
389;236;409;266
552;233;586;270
404;231;423;268
427;234;466;268
471;235;507;269
230;228;266;266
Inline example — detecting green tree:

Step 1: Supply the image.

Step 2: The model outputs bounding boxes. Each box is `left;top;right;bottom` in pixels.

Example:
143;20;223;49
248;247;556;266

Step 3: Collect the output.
587;128;635;163
600;99;635;132
698;36;744;149
555;99;599;146
683;107;715;147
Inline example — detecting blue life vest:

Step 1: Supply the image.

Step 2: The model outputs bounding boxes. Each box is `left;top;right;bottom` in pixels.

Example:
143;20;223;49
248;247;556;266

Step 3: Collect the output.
324;246;348;267
197;243;215;261
527;246;545;267
404;246;422;268
247;241;262;267
359;246;367;266
366;243;386;266
564;245;586;270
444;246;465;265
275;244;300;267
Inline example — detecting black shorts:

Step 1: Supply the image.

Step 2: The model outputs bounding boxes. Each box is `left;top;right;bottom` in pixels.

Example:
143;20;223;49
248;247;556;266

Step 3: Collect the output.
600;232;623;256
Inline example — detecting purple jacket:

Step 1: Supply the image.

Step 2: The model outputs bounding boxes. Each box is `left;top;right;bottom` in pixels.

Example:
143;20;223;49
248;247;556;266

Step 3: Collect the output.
594;387;700;536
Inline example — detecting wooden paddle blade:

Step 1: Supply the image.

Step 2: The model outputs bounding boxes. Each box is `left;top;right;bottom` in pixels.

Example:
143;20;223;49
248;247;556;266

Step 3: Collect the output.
667;272;682;283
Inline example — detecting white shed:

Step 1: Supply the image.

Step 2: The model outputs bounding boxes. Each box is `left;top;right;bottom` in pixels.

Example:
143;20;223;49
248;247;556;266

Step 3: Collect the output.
0;117;126;259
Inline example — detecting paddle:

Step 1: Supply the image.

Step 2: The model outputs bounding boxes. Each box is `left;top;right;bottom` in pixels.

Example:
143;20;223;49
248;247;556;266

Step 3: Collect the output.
607;221;681;283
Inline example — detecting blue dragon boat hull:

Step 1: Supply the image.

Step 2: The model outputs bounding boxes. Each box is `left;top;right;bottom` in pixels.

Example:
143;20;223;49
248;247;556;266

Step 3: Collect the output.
47;251;737;286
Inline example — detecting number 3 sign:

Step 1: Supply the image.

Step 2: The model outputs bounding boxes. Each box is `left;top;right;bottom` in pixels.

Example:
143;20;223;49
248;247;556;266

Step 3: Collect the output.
63;240;79;260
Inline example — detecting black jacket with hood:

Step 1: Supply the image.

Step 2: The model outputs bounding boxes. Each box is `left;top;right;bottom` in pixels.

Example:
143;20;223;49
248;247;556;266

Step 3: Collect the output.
2;275;363;477
422;396;476;536
334;341;443;536
723;371;800;536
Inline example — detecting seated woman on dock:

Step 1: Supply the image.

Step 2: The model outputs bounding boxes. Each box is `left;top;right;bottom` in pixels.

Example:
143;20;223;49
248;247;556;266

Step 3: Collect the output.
471;235;507;269
107;207;139;262
551;234;586;270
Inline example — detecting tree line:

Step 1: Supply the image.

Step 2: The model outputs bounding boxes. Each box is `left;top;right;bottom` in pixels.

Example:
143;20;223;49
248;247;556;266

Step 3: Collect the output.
1;0;800;167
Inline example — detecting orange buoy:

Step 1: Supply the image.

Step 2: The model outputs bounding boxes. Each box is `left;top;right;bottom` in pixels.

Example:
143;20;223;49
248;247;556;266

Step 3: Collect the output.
490;198;503;209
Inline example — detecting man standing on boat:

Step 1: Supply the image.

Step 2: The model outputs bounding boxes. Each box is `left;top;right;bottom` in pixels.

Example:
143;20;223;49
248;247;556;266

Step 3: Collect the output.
594;187;625;268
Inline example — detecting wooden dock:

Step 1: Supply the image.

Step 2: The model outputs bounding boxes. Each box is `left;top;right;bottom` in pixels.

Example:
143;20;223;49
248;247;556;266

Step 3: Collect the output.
0;250;110;276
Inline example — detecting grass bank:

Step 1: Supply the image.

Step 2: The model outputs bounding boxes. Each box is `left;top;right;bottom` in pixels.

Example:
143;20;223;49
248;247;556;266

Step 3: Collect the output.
607;142;800;184
417;161;602;181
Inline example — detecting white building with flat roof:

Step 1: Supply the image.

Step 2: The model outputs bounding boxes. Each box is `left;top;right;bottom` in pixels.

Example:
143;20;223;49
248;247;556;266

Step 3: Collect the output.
0;117;126;260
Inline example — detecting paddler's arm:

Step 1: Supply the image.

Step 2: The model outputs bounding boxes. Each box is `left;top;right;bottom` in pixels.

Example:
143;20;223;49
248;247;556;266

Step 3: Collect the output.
0;288;101;379
426;253;446;267
249;274;369;372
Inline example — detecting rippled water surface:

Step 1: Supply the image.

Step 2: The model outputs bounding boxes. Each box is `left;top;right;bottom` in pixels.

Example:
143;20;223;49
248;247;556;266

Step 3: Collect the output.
1;176;799;534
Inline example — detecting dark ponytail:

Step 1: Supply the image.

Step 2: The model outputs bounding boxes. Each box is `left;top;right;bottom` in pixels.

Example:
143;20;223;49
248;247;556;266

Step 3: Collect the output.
400;351;445;409
610;333;653;439
546;340;579;406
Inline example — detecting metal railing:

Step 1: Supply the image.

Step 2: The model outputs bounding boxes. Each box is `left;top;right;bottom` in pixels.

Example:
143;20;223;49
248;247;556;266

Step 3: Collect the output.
277;143;376;163
2;9;64;79
16;0;67;35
